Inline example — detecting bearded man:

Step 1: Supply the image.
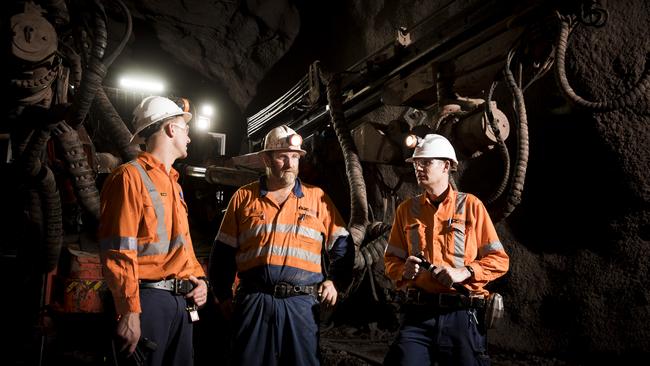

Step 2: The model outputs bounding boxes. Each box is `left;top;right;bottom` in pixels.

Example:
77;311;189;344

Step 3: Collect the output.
209;125;354;366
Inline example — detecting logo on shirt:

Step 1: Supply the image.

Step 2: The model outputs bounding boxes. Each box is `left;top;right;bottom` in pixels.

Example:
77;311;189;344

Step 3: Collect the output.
298;206;317;218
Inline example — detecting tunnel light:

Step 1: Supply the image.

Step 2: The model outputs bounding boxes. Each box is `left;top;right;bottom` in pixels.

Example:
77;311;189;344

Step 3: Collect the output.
196;115;210;131
119;76;165;93
200;104;214;117
194;103;216;132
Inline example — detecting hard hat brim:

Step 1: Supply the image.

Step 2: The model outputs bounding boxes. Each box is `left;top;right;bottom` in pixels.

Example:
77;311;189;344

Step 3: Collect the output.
405;156;459;164
258;147;307;156
178;111;192;123
129;111;192;143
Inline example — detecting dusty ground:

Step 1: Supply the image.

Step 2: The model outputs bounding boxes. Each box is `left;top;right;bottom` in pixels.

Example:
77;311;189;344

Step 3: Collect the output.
320;325;578;366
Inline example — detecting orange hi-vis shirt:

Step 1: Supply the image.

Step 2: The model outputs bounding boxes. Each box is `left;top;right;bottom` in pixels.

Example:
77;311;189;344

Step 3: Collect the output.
99;152;205;315
215;179;349;279
384;187;509;296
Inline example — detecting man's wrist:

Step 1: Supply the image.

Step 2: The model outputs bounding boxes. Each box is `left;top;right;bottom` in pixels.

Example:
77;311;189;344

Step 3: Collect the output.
465;265;475;279
322;278;334;285
198;276;210;289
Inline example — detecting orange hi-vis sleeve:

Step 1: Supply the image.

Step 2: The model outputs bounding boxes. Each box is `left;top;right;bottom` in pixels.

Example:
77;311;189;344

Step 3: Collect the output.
384;188;509;296
99;153;205;315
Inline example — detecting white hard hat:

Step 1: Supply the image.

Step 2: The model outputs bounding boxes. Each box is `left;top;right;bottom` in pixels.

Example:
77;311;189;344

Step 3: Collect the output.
259;125;306;156
405;134;458;165
130;96;192;143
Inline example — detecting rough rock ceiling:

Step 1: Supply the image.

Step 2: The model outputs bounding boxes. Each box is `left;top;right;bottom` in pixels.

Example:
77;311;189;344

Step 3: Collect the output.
115;0;300;110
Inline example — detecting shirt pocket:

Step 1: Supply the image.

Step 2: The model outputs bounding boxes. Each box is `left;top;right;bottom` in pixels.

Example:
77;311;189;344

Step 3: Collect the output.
140;203;159;243
239;209;266;250
445;217;466;262
403;221;427;256
295;212;325;251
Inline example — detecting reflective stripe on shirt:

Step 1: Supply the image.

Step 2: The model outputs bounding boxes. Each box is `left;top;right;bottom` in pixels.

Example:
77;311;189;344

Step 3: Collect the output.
452;192;467;268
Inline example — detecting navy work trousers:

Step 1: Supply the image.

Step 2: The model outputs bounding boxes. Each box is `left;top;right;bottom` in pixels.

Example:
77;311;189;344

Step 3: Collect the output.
383;307;490;366
139;288;194;366
232;292;320;366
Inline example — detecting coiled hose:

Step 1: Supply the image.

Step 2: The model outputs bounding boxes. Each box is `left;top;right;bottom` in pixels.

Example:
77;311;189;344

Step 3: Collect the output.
70;0;108;128
22;127;63;272
324;73;368;268
499;51;530;220
555;13;650;111
52;121;101;220
484;80;511;206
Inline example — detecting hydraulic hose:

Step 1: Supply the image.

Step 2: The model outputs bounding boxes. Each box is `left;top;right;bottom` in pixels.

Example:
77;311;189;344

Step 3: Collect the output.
555;14;650;111
359;222;391;301
40;165;63;271
52;121;101;220
324;73;368;268
70;1;108;128
59;42;82;89
484;80;511;205
102;0;132;68
500;51;530;220
94;87;141;162
22;127;63;272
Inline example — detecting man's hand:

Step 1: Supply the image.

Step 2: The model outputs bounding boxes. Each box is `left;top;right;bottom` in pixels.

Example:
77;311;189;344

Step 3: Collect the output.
432;266;472;288
186;276;208;308
318;280;338;306
116;312;140;355
403;255;423;280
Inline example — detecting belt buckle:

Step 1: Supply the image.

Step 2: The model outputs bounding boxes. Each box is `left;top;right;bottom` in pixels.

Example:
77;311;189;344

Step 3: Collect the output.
173;279;192;295
470;295;485;308
181;280;194;294
438;293;457;308
273;284;286;298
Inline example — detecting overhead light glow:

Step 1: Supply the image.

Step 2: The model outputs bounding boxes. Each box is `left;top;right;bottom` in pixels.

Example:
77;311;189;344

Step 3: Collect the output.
119;76;165;93
200;104;214;117
196;115;210;131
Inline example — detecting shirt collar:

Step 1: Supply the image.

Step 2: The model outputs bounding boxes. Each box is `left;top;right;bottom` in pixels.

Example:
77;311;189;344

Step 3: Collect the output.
420;185;453;207
138;152;179;180
259;176;304;198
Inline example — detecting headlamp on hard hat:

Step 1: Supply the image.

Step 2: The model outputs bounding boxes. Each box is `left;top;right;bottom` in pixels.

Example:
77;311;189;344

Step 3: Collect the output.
261;125;307;156
288;134;302;148
404;134;422;149
404;133;458;169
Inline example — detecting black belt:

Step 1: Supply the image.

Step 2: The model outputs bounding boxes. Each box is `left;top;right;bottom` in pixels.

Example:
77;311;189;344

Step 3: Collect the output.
402;288;485;308
139;279;195;295
238;282;319;298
